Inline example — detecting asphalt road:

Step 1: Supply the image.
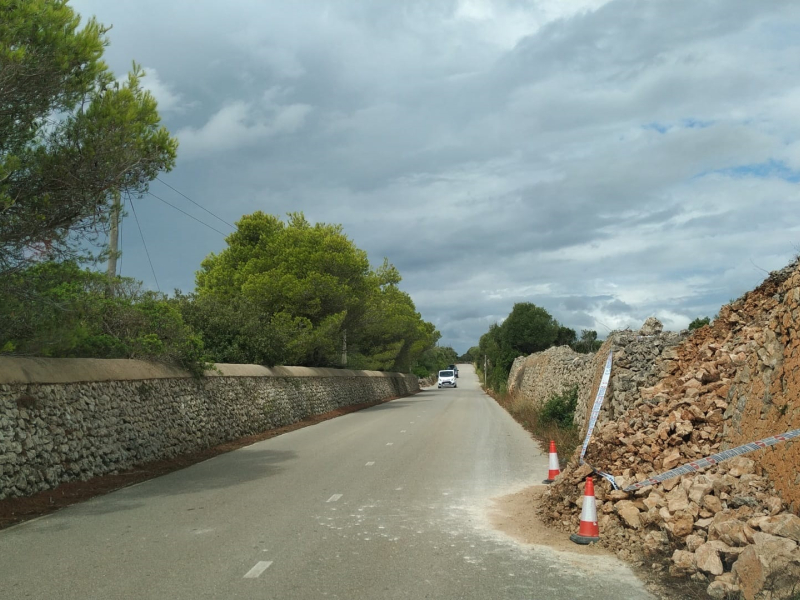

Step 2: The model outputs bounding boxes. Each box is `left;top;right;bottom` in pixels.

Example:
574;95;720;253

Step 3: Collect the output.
0;365;653;600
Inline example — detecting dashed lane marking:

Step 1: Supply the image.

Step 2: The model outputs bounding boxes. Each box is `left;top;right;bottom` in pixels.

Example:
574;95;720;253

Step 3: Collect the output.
326;494;343;503
243;561;273;578
386;442;393;446
365;462;375;466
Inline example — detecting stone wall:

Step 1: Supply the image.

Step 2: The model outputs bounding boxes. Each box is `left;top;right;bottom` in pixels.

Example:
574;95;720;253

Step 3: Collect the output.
538;261;800;600
505;320;686;432
507;346;594;409
0;358;419;500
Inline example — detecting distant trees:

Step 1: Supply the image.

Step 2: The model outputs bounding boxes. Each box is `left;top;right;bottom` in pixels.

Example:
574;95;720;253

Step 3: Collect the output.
688;316;711;330
0;0;178;277
475;302;603;391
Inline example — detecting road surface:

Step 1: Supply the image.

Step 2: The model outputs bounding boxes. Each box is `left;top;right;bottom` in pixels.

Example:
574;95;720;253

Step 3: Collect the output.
0;365;652;599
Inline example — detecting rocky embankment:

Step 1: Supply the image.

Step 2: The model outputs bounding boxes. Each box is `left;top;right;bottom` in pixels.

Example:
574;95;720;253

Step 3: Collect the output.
522;261;800;599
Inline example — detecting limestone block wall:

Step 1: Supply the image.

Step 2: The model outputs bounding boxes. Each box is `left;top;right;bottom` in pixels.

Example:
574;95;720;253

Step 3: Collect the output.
507;346;594;409
0;358;418;500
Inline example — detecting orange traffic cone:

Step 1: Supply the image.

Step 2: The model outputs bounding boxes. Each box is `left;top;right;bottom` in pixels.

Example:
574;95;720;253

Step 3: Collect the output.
542;440;560;484
570;477;600;545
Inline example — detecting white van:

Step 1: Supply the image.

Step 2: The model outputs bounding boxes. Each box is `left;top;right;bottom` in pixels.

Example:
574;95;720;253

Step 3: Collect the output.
437;370;457;388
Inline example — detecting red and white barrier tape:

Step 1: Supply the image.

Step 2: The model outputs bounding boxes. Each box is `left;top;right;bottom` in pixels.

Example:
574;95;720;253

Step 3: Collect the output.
623;428;800;492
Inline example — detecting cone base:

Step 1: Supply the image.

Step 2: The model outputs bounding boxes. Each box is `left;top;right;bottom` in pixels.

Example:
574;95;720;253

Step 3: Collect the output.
542;478;555;484
570;533;600;545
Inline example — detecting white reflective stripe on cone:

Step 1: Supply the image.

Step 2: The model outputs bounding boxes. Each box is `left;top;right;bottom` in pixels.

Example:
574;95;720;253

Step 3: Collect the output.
580;494;597;523
548;452;559;471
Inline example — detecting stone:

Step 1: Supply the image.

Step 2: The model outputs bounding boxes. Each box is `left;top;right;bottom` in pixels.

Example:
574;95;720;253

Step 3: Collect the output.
727;456;756;477
706;573;739;599
764;496;783;515
616;501;642;529
702;494;723;514
758;513;800;543
695;543;724;575
686;534;705;552
732;539;800;600
688;475;714;504
670;549;697;576
752;532;797;553
708;519;754;547
640;317;664;336
671;513;695;537
667;485;690;513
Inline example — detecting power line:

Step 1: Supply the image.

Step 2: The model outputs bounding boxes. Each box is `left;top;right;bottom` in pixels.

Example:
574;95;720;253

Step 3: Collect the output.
127;192;160;292
146;190;228;236
155;177;235;229
117;192;125;276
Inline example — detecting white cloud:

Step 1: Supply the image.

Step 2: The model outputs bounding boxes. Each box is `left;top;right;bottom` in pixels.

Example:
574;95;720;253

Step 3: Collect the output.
176;92;312;159
139;67;185;113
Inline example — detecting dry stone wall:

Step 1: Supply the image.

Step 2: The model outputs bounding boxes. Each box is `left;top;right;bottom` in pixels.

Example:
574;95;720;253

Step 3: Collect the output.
0;358;418;500
507;346;594;408
506;321;686;431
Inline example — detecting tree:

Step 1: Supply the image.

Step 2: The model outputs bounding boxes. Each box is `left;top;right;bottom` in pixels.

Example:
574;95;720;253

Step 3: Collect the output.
499;302;560;356
688;316;710;331
555;326;577;347
194;212;438;369
0;0;178;276
573;329;599;353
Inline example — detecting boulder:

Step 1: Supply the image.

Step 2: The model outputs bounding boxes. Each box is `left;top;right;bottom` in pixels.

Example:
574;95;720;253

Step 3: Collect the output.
640;317;664;336
706;573;739;599
758;513;800;543
731;540;800;600
670;549;697;577
708;518;754;547
695;542;724;575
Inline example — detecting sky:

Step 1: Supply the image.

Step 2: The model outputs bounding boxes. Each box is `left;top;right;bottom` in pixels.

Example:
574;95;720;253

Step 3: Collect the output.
70;0;800;354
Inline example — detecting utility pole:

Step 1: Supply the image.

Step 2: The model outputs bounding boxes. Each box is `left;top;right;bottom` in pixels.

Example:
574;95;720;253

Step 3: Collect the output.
484;355;487;387
106;190;122;291
341;329;347;367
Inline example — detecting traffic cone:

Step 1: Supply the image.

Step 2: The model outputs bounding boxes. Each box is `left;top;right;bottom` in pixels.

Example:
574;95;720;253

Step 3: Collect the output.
542;440;560;484
570;477;600;545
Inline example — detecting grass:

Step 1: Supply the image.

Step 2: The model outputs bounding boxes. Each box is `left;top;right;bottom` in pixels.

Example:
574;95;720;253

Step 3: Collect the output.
486;387;582;463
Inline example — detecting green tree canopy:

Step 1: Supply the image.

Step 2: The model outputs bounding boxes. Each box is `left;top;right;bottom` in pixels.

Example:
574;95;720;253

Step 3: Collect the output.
193;212;437;370
0;0;178;276
500;302;560;355
688;316;710;330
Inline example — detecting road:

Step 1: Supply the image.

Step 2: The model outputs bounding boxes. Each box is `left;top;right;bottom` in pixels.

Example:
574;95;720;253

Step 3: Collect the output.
0;366;653;599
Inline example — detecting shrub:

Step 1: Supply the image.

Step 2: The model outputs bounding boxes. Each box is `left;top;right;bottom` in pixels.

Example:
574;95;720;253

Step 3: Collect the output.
540;386;579;428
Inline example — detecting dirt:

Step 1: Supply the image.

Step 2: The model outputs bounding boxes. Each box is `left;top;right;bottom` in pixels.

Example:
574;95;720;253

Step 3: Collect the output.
488;484;608;555
488;484;710;600
0;395;404;530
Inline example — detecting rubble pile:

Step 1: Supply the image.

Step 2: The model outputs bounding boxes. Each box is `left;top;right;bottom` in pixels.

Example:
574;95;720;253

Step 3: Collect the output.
540;260;800;600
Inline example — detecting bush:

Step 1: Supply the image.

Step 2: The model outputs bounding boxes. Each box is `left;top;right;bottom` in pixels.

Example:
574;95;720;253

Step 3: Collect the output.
0;261;211;376
688;316;710;330
540;386;579;428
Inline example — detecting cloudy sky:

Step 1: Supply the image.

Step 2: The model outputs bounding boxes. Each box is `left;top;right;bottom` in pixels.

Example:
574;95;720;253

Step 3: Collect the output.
71;0;800;353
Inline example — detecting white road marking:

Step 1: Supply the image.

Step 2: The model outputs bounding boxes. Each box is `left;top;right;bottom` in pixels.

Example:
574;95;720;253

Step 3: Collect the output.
386;442;393;446
327;494;343;503
365;461;375;466
243;561;273;578
400;430;406;433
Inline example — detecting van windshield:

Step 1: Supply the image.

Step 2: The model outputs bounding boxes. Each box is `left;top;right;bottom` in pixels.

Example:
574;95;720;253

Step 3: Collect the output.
439;371;454;377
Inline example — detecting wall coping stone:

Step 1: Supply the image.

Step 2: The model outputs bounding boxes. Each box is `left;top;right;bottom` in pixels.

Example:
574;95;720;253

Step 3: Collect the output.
0;357;409;385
